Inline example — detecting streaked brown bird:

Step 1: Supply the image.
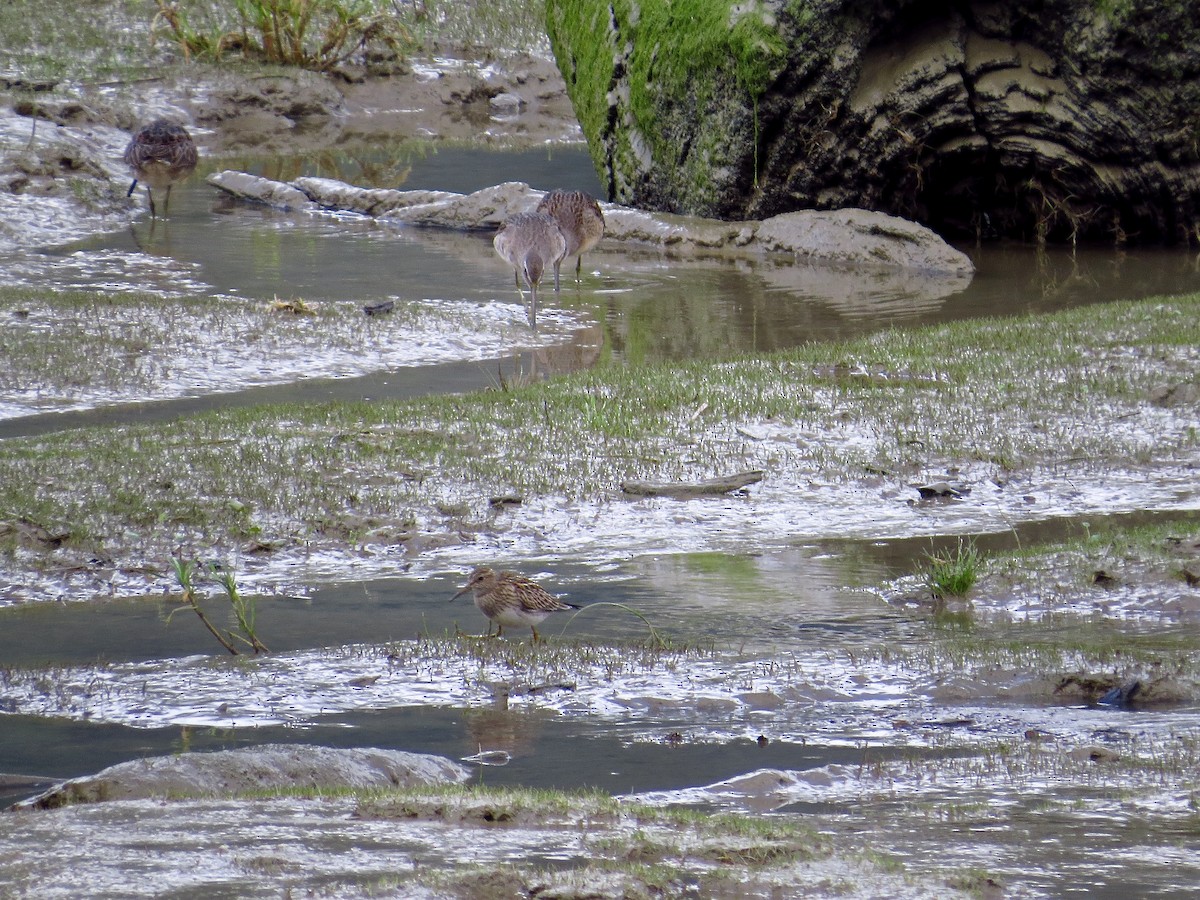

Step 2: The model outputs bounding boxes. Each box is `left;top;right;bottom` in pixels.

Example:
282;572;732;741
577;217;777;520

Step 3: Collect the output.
492;210;567;328
123;119;198;218
450;566;580;641
535;189;605;289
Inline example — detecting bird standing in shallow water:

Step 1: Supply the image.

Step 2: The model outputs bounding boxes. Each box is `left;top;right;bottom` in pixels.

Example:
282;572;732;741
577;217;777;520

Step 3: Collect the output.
451;566;579;641
535;189;605;289
492;210;567;328
123;120;198;218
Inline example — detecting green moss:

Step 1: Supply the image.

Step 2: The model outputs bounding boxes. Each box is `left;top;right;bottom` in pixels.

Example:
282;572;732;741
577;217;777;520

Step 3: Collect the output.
547;0;787;207
545;1;616;183
1091;0;1136;25
785;0;817;30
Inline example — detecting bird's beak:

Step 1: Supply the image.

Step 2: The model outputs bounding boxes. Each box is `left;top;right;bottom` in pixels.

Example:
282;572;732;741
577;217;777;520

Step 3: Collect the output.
450;585;469;603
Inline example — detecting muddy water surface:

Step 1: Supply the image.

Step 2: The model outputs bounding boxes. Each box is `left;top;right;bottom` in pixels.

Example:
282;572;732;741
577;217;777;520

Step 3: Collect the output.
2;144;1200;897
8;146;1200;428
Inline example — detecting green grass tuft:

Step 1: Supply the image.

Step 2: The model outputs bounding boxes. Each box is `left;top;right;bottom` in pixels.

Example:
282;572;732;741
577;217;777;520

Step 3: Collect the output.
926;538;981;600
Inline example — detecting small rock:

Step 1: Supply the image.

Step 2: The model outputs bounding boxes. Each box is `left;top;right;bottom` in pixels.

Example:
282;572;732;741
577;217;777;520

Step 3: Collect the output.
330;64;367;84
15;745;470;809
1099;680;1141;706
914;481;968;499
755;208;974;275
1067;746;1120;763
489;92;526;115
363;299;395;316
1103;676;1190;707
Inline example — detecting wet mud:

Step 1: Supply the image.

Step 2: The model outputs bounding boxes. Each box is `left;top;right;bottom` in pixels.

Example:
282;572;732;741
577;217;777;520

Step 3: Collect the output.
2;36;1200;900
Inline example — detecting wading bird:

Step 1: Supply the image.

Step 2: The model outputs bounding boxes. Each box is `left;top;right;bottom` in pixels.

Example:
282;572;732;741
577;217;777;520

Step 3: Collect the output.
451;566;579;641
124;119;198;218
535;189;605;289
492;210;567;328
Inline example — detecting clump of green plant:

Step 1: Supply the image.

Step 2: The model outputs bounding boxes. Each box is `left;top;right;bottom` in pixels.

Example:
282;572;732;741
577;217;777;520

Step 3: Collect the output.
154;0;414;71
925;538;981;600
170;557;269;654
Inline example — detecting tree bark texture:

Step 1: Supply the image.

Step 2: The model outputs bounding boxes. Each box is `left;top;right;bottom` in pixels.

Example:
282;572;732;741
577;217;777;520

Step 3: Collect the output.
547;0;1200;245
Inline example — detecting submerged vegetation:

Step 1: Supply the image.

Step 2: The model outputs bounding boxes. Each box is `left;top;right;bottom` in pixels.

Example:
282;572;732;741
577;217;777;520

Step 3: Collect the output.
353;782;841;895
0;287;497;414
2;511;1198;895
1;0;1199;891
875;516;1200;683
0;291;1196;570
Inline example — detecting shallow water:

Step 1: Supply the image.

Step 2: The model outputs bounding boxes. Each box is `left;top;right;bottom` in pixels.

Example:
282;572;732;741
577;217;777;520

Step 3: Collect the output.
5;145;1200;432
3;142;1200;896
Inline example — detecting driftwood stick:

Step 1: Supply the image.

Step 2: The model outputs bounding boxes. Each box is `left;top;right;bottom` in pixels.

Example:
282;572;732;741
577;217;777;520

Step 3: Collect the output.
621;470;764;499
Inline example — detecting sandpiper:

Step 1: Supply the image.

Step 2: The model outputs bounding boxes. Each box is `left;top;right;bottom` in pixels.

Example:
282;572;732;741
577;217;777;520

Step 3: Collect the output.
123;119;198;218
450;566;579;641
535;189;605;289
492;210;567;328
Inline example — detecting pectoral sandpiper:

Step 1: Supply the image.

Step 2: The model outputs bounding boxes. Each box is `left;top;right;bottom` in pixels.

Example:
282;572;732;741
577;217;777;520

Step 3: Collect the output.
124;119;198;218
535;189;605;289
450;566;579;641
492;211;567;328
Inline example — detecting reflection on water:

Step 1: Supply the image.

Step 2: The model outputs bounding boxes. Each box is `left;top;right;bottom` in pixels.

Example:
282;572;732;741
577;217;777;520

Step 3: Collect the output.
228;142;608;196
3;145;1197;405
2;143;1200;898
